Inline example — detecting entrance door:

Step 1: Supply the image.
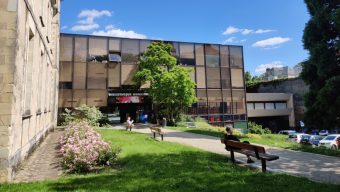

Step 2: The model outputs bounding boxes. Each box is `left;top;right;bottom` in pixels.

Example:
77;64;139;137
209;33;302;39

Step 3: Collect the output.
119;104;137;123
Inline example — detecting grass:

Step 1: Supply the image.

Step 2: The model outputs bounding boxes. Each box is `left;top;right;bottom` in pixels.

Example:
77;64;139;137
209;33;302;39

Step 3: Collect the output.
0;130;339;191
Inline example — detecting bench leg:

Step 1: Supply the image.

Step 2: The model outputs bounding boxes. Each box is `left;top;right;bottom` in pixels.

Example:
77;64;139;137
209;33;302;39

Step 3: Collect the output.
230;151;235;164
153;132;156;139
161;134;163;141
261;159;266;173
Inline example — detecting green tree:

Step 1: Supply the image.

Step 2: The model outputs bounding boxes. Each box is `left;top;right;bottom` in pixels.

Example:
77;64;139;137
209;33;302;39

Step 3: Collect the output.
301;0;340;129
134;42;197;124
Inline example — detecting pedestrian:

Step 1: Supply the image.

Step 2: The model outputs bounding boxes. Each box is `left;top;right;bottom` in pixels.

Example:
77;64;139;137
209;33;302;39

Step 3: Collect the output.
224;125;254;163
126;116;134;130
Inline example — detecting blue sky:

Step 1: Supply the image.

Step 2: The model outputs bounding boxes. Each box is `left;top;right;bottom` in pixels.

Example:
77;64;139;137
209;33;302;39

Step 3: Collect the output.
60;0;310;75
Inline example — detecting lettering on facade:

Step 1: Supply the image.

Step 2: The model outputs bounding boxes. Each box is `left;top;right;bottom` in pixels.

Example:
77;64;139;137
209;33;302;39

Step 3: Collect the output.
108;93;149;97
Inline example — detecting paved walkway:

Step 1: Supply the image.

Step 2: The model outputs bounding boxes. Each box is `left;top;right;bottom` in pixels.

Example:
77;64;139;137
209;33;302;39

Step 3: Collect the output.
124;124;340;184
14;129;64;182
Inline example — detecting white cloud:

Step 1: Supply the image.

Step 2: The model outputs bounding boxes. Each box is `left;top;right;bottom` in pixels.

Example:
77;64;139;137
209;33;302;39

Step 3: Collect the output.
71;9;112;32
241;29;253;35
223;26;240;35
223;37;237;44
255;29;275;34
71;24;99;31
92;26;147;39
255;61;284;74
223;26;275;35
240;39;247;42
252;37;291;48
61;26;68;30
78;9;112;19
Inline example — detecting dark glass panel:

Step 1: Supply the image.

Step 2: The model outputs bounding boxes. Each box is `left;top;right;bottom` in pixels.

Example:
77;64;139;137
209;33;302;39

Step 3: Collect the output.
58;89;72;108
72;90;86;107
59;61;72;82
73;62;86;89
222;89;232;114
230;46;243;68
121;64;138;85
87;90;107;107
87;63;107;89
232;89;246;114
140;40;151;54
109;38;120;52
122;39;139;65
196;67;206;88
221;67;231;89
60;36;73;61
195;44;204;66
220;46;229;67
74;37;87;62
206;68;221;88
89;37;108;63
231;69;244;88
180;43;195;66
108;63;120;88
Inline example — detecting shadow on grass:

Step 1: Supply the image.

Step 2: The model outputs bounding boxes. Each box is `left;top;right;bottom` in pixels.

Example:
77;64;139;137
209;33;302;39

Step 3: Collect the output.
45;151;338;192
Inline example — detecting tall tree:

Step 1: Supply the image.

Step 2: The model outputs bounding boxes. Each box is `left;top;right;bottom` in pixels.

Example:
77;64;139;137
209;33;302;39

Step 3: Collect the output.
134;42;197;124
301;0;340;129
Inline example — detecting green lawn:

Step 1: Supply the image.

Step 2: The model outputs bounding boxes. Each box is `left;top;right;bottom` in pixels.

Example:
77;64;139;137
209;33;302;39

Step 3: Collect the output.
0;130;338;192
167;126;340;158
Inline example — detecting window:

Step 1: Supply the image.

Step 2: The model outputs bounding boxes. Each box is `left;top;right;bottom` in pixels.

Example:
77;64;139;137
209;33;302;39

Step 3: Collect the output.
232;90;246;114
121;65;138;85
275;102;287;109
222;89;232;114
72;90;86;107
205;44;219;67
265;103;275;109
122;39;139;65
23;29;35;114
180;43;195;66
87;63;107;89
89;37;108;63
221;67;231;89
109;38;120;52
59;61;73;82
170;42;179;58
58;89;72;108
108;53;122;62
60;36;73;61
247;103;254;110
195;44;204;66
230;46;243;68
206;68;221;88
207;89;222;114
196;67;206;88
108;63;120;88
140;40;151;54
220;46;229;67
73;62;86;89
231;69;244;88
255;103;265;109
74;37;87;62
87;90;107;107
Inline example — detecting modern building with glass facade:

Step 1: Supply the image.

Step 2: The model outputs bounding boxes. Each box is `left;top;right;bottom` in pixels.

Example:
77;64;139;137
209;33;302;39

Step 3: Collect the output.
58;33;247;127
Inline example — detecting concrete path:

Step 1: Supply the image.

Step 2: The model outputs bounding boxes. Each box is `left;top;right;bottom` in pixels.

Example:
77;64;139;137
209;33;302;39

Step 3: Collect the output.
124;124;340;184
14;129;64;182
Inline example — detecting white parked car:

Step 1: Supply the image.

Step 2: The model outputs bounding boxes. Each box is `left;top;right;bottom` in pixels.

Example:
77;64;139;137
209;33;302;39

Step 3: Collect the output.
319;134;340;150
288;133;309;143
278;130;296;135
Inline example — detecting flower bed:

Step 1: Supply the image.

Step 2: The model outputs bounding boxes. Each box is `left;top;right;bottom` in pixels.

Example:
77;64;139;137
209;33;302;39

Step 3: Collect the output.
59;121;119;173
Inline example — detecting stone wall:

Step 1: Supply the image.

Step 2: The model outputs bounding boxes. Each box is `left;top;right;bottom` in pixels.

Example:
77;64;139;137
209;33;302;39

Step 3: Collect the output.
0;0;60;182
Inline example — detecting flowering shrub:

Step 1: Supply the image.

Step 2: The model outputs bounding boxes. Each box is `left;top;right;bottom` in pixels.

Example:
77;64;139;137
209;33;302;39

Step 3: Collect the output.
59;121;119;173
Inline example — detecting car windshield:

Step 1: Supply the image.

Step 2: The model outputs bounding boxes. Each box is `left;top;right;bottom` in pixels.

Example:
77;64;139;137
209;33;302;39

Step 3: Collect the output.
323;136;336;141
301;135;310;139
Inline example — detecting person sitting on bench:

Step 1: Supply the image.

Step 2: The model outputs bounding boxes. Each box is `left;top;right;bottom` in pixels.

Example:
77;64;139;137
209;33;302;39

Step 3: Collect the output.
224;125;254;164
126;116;134;130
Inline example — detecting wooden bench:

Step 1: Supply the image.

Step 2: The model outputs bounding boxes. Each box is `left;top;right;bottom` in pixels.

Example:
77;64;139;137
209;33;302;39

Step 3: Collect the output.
150;127;166;141
221;139;279;172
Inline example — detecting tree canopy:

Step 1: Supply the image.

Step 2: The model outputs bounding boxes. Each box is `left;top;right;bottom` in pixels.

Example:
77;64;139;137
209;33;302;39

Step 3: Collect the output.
301;0;340;129
134;42;197;124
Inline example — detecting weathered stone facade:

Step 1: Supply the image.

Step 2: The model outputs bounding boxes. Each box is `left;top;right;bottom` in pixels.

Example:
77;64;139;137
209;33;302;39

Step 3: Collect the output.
0;0;60;182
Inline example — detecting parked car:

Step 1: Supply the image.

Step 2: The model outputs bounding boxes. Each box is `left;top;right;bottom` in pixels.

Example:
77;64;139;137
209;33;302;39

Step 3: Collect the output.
318;134;340;150
319;130;329;136
300;135;325;146
288;133;309;143
310;129;320;135
279;130;296;135
329;129;340;134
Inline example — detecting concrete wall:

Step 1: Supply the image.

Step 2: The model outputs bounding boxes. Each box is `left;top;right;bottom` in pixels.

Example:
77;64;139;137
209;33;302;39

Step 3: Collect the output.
248;78;308;127
0;0;60;182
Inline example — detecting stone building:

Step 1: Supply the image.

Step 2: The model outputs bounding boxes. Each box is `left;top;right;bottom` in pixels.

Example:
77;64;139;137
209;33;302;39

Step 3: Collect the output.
0;0;60;182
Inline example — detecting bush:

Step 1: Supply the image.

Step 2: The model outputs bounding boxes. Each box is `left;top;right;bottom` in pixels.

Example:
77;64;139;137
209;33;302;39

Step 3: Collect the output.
60;105;104;126
248;121;271;135
245;133;262;139
59;121;120;173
